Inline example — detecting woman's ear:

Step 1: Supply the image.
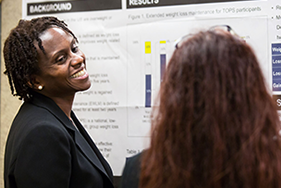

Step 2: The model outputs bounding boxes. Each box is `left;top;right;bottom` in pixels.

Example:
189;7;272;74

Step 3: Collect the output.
27;75;44;91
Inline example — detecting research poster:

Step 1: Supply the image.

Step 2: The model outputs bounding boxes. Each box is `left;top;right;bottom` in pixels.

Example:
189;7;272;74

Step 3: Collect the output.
22;0;281;175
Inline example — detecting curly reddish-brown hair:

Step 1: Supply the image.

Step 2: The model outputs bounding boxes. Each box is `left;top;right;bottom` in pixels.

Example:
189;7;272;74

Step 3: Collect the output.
140;29;281;188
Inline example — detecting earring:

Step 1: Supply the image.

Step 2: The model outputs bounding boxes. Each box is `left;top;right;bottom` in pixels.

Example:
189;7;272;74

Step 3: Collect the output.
38;85;43;90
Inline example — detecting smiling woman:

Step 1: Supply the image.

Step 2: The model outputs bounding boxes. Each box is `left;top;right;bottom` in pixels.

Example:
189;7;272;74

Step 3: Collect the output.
34;27;91;101
3;16;114;188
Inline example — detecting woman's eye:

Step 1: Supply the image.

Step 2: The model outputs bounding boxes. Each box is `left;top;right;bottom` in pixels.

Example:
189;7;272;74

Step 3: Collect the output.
72;45;79;52
57;56;66;63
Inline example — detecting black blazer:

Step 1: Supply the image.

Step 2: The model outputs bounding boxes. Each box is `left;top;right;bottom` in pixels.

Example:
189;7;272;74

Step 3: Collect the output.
4;92;114;188
119;152;142;188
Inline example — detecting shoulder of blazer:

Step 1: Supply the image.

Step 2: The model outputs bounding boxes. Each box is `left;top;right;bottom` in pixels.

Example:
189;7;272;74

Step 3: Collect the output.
29;92;76;131
28;92;114;186
119;152;143;188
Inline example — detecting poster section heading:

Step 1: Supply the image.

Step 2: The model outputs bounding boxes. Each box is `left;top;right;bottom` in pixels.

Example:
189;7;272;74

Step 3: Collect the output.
273;95;281;110
127;0;261;9
27;0;122;15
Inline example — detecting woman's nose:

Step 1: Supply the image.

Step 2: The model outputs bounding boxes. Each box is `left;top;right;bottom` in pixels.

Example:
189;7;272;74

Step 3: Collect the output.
71;52;84;68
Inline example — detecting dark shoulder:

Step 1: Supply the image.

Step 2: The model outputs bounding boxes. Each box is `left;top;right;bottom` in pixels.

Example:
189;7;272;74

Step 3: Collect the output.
7;102;70;149
119;152;143;188
127;152;142;167
13;102;64;130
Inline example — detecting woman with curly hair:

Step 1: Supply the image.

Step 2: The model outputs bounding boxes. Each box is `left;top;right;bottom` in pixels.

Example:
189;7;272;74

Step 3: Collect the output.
120;26;281;188
4;16;114;188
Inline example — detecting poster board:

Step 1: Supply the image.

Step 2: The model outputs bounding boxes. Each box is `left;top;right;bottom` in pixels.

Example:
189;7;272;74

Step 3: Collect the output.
22;0;281;175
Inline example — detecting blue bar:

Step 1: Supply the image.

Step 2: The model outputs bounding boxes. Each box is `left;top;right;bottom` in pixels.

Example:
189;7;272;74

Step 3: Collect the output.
272;43;281;91
273;81;281;91
272;67;281;91
272;55;281;68
272;43;281;55
272;67;281;79
145;75;151;107
160;54;166;82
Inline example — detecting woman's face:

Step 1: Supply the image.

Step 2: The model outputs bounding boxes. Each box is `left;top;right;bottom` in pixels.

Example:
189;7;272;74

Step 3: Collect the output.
35;27;91;98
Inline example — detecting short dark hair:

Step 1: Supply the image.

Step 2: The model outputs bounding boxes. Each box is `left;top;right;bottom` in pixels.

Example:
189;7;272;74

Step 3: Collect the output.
3;16;77;101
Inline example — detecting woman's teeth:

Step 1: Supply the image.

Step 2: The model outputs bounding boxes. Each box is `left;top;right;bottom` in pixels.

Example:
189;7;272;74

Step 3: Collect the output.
71;69;86;78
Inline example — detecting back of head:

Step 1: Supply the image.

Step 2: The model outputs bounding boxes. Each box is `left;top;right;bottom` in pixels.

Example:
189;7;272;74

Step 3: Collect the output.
140;29;281;188
3;16;76;101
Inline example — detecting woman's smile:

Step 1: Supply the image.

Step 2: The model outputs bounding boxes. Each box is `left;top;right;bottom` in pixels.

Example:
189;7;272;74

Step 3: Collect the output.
71;68;89;79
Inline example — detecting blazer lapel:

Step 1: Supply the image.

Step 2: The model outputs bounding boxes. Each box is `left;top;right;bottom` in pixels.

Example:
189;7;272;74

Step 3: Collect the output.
71;112;113;181
30;92;113;182
73;128;107;173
